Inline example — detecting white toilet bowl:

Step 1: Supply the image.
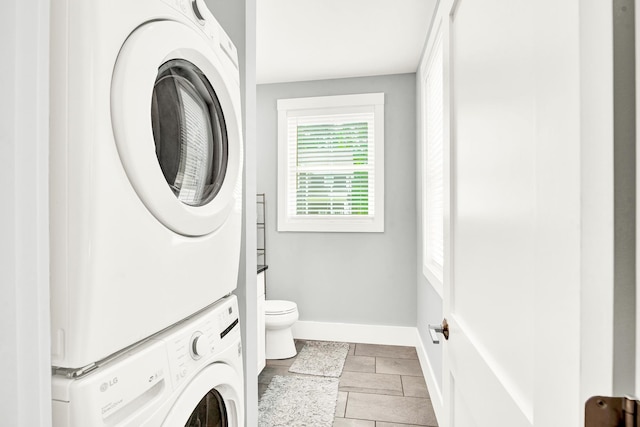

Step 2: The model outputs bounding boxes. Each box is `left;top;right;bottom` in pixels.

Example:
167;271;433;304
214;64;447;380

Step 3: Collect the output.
264;300;298;359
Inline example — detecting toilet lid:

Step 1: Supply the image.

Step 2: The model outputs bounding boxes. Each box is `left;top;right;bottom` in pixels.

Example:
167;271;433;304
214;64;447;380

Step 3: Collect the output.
265;300;297;315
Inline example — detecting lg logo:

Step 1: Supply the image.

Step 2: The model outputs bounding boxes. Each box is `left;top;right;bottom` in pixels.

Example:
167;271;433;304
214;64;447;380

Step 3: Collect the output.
99;377;118;392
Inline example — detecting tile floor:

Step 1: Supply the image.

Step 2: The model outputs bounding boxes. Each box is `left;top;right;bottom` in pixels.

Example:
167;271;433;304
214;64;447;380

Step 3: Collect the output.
258;340;439;427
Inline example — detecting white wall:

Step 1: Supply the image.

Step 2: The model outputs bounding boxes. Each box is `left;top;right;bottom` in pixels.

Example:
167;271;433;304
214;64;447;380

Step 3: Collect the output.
204;0;259;424
256;74;418;328
0;0;52;425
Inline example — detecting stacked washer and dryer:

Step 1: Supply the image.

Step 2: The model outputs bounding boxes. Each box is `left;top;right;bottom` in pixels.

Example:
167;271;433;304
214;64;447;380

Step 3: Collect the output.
49;0;244;425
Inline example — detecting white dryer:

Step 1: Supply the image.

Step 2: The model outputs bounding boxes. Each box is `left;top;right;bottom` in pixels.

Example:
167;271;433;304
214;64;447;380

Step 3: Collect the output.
50;0;243;369
52;295;244;427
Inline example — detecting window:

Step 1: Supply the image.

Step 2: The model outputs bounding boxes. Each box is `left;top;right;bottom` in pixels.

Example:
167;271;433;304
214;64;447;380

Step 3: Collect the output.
422;28;444;287
277;93;384;232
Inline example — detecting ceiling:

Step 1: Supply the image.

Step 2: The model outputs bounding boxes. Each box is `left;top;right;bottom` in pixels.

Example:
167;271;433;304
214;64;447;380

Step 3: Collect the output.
256;0;437;84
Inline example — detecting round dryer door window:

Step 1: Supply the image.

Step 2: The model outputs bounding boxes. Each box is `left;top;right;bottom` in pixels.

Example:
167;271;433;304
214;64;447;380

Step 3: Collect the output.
111;20;243;237
151;59;228;207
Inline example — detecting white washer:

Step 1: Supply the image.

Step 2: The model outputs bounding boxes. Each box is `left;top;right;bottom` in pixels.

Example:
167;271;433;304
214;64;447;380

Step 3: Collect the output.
50;0;243;369
52;295;244;427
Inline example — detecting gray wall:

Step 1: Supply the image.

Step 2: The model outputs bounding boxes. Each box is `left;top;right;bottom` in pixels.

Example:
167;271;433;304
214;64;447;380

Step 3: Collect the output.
612;0;636;395
257;74;417;327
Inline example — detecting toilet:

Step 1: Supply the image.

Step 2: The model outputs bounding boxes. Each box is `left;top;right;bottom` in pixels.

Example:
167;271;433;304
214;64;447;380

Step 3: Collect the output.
264;300;299;359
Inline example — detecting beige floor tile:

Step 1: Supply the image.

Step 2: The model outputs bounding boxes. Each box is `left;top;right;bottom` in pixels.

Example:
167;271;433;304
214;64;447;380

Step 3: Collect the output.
348;343;356;355
294;339;307;353
258;339;437;426
355;344;418;359
257;365;290;385
346;393;436;426
334;419;375;427
376;357;423;376
258;382;269;400
335;391;348;417
266;356;296;367
344;355;376;373
402;376;429;398
339;371;403;396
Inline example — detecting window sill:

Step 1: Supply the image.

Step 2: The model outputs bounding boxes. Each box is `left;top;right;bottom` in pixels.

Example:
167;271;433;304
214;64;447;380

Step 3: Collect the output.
277;217;384;233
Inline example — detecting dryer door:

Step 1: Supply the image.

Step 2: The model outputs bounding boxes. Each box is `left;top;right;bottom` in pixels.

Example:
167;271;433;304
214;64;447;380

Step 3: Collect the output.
163;363;244;427
111;20;242;237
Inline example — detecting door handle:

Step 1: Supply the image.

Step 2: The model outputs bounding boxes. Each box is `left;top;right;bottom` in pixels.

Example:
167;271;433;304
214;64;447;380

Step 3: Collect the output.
428;318;449;344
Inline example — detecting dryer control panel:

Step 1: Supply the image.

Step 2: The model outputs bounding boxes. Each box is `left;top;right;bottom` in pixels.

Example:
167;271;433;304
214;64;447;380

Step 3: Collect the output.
161;0;239;70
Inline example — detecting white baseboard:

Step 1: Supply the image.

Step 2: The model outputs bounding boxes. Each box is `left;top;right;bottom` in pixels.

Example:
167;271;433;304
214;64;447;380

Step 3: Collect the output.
415;332;444;426
292;320;418;347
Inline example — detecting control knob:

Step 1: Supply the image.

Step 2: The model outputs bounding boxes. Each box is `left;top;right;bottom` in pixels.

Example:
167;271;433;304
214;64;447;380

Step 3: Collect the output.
191;0;208;22
190;332;208;359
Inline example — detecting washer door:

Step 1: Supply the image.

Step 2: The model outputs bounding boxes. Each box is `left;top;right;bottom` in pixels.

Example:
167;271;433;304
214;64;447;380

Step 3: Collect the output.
163;363;243;427
111;20;242;237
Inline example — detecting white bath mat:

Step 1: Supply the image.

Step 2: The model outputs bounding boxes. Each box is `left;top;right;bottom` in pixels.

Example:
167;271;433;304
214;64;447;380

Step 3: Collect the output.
258;375;339;427
288;341;350;377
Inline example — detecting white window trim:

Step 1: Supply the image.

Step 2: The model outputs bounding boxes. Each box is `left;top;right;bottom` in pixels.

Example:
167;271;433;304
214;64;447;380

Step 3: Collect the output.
277;93;385;233
420;14;450;298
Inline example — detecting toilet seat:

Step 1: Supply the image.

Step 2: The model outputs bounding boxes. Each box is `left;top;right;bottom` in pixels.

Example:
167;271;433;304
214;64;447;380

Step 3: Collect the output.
265;300;297;315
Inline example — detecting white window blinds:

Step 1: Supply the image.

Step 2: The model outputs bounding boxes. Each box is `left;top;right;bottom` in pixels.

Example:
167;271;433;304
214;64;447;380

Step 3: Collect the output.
277;93;384;232
424;32;444;280
286;111;375;217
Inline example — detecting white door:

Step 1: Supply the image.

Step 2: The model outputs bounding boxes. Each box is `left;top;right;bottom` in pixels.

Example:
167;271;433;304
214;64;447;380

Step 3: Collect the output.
442;0;538;425
426;0;639;425
434;0;589;425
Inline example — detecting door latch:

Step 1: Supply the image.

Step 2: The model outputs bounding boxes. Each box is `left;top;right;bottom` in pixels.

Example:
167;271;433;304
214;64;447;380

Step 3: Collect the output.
428;318;449;344
585;396;639;426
